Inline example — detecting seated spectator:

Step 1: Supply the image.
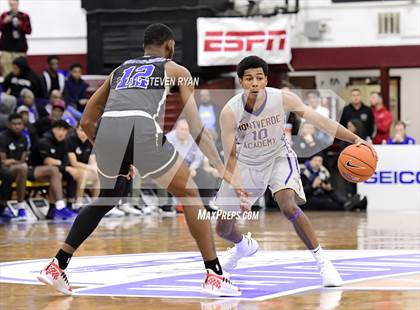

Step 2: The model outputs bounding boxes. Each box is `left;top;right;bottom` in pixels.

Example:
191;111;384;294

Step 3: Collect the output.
166;118;219;208
197;89;220;140
35;98;76;137
29;120;77;218
46;90;80;123
18;88;48;123
306;90;330;118
63;63;88;113
40;55;65;98
370;92;393;144
301;154;367;211
293;122;324;163
0;113;28;219
339;88;374;140
2;56;43;98
0;89;16;129
16;105;38;150
387;121;416;145
66;124;99;208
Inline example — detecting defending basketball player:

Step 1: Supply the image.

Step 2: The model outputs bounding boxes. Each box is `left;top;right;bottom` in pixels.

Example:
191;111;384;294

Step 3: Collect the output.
36;24;248;297
215;56;377;287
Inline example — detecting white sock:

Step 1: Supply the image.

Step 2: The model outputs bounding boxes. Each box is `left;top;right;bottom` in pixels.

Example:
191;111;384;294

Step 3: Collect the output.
312;245;326;266
55;200;66;210
235;235;248;252
16;201;26;210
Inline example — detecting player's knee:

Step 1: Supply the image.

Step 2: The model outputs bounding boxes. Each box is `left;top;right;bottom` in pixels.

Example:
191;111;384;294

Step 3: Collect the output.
216;221;232;238
16;163;28;174
280;201;299;218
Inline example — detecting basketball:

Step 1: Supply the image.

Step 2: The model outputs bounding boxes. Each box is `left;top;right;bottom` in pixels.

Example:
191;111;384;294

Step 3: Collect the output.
338;144;378;183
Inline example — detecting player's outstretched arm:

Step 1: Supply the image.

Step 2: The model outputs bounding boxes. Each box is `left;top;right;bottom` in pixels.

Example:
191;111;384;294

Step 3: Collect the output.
283;91;377;157
283;91;357;143
80;75;111;143
220;106;250;209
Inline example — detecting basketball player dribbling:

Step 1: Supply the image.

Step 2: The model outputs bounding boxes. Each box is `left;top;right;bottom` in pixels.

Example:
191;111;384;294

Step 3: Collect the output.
36;24;247;297
215;56;377;286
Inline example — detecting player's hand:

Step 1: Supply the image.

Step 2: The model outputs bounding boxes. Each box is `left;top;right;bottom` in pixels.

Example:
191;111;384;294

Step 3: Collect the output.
127;164;137;180
354;137;378;161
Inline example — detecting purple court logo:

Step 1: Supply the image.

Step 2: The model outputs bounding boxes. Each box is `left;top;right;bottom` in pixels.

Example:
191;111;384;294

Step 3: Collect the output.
0;250;419;300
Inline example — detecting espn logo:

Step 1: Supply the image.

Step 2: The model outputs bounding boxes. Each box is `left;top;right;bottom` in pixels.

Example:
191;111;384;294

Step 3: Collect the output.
203;30;287;52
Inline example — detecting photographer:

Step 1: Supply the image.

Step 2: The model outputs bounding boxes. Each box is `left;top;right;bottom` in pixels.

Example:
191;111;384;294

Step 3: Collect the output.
300;153;367;211
0;0;32;76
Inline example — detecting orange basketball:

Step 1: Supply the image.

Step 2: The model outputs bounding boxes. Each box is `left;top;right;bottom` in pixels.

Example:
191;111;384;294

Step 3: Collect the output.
338;144;378;183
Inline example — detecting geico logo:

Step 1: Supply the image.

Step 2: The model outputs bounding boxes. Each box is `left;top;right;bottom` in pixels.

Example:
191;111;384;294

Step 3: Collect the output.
365;171;420;184
203;30;287;52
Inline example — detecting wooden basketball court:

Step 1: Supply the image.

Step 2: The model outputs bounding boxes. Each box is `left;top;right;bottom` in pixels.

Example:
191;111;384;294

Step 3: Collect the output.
1;210;419;309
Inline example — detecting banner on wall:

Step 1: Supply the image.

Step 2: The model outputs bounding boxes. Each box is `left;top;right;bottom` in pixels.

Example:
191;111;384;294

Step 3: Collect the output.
197;17;292;66
358;145;420;211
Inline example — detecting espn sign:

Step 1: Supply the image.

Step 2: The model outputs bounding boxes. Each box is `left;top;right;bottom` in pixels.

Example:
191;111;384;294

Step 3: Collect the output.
204;30;287;52
197;17;292;66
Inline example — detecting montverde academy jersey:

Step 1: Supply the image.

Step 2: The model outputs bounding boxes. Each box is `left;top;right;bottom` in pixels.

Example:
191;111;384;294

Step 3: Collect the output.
226;87;291;166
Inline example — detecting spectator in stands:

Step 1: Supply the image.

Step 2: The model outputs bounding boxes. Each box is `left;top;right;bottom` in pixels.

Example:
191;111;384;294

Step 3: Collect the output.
0;0;31;76
16;105;38;150
30;119;78;218
66;123;99;208
301;153;367;211
340;88;374;141
0;113;28;219
63;63;88;113
46;90;80;124
40;55;65;98
0;89;16;129
167;119;203;176
387;121;416;145
370;92;393;144
306;90;330;118
166;118;219;208
18;88;48;123
2;57;43;98
197;89;220;141
35;99;65;137
293;122;324;163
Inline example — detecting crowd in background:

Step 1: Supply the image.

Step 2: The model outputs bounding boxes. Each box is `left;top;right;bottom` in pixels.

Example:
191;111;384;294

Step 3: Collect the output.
0;0;416;221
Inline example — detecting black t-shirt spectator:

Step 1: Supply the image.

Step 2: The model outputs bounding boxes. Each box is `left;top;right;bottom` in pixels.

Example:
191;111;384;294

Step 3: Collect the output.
66;133;92;164
2;57;43;98
0;129;27;160
29;133;68;168
339;104;374;140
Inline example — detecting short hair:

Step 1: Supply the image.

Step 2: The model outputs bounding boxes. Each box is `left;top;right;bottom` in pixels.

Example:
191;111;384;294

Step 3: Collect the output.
371;91;383;100
51;119;70;129
47;55;59;64
70;63;82;71
237;56;268;79
143;23;174;47
20;88;34;98
8;113;22;122
307;90;321;98
395;121;406;129
351;88;361;94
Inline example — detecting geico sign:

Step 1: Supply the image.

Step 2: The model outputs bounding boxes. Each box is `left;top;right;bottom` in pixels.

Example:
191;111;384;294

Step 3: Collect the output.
203;30;287;52
365;171;420;184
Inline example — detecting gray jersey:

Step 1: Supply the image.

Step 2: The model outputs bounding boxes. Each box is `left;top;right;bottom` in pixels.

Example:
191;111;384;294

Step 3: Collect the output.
104;56;170;125
227;87;293;166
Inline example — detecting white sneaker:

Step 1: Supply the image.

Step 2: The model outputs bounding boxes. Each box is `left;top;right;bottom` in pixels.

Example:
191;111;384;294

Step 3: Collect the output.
105;207;125;217
201;269;241;297
221;232;259;272
319;260;343;287
118;202;143;216
36;258;72;295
